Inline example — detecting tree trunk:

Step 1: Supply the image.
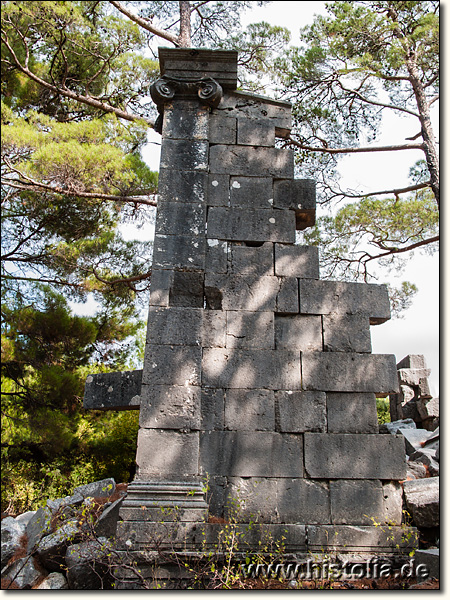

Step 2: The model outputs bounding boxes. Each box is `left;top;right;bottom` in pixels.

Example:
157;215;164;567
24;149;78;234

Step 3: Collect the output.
179;1;192;47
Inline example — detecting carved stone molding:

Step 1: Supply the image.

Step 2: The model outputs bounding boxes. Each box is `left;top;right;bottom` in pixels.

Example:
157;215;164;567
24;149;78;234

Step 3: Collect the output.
150;75;223;133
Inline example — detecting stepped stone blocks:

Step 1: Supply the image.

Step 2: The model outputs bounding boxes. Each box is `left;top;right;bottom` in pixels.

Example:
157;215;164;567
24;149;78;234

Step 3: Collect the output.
82;49;416;577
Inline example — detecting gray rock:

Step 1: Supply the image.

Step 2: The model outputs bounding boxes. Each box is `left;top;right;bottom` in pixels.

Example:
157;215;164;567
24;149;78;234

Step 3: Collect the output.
327;393;379;434
403;477;439;528
230;177;273;210
408;448;439;476
139;383;201;429
229;242;274;276
400;428;436;455
397;368;431;386
224;388;275;431
406;460;428;480
1;555;46;589
379;418;416;434
274;244;319;278
65;537;112;590
209;145;294;178
26;506;53;553
396;355;427;370
36;572;69;589
414;548;439;581
274;314;322;351
36;519;81;572
237;117;275;146
83;370;142;411
15;511;36;527
330;480;385;525
73;478;116;501
276;390;327;433
1;517;25;568
207;206;296;243
95;497;125;539
160;139;209;172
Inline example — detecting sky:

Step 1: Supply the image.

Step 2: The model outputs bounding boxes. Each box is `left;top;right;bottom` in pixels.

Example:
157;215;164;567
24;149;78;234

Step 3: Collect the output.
140;1;440;396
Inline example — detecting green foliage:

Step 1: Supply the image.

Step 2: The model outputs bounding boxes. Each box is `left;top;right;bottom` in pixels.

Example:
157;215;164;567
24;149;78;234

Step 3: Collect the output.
376;397;391;425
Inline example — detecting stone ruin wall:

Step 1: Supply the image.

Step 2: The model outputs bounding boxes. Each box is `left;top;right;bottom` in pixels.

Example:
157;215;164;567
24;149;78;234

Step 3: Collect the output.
100;49;417;563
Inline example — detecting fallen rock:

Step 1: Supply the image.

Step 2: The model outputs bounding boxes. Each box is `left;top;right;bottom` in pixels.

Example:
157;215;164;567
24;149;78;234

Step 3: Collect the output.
35;571;69;590
36;519;81;572
95;496;124;539
26;506;53;553
405;460;428;480
400;428;436;456
414;548;439;582
73;478;116;500
1;517;26;569
403;477;439;528
379;418;416;434
65;537;112;590
408;448;439;476
1;555;46;589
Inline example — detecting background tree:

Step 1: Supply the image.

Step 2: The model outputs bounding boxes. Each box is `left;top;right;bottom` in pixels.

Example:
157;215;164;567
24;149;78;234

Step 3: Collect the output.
273;0;439;285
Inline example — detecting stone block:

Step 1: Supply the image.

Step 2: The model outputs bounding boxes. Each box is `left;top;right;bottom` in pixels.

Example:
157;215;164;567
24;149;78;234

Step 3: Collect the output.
397;355;427;370
230;177;274;209
207;173;230;206
301;352;399;394
209;145;294;178
202;348;301;390
83;370;142;410
207;207;296;243
2;555;46;590
276;390;326;433
199;431;303;477
157;169;208;204
398;368;431;386
201;388;224;430
169;271;204;308
229;242;274;276
158;48;238;89
65;537;112;590
160;139;209;171
226;311;274;349
204;273;279;312
226;478;330;525
209;114;236;144
73;478;116;500
206;475;228;518
275;315;322;350
273;179;316;230
403;477;439;528
146;307;226;347
276;277;299;313
36;573;69;590
162;100;209;140
379;418;416;434
217;91;292;134
36;520;81;572
327;393;378;433
139;384;201;429
148;268;173;307
155;201;206;236
298;279;391;324
26;507;54;553
414;549;439;581
330;480;385;525
382;481;403;525
152;234;206;271
304;433;407;479
274;244;319;278
205;239;228;273
136;430;199;477
224;389;275;430
322;314;372;353
399;428;436;456
142;345;201;386
237;118;275;146
306;525;418;553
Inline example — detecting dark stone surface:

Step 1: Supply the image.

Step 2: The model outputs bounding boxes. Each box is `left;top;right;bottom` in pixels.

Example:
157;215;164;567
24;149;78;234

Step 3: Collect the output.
83;371;141;411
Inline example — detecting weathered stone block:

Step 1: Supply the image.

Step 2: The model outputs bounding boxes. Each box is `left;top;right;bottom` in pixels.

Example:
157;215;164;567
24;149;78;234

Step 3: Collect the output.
230;177;274;209
382;481;403;525
207;207;296;243
65;537;112;590
275;315;322;350
202;348;301;390
160;139;209;171
217;91;292;134
201;388;224;430
209;145;294;178
148;268;173;307
199;431;303;477
209;113;236;144
322;314;372;353
226;311;274;349
276;390;326;433
139;384;201;429
276;277;299;313
204;273;279;311
274;244;319;278
327;393;378;433
399;427;437;456
273;179;316;230
298;279;391;324
229;242;274;276
152;234;206;271
162;100;209;140
136;430;199;477
224;389;275;430
158;169;207;204
237;118;275;146
403;477;439;528
301;352;399;394
169;271;204;307
205;239;228;273
330;480;385;525
304;433;406;479
146;307;226;347
83;370;142;410
207;173;230;206
155;201;206;236
225;478;330;524
142;345;201;386
397;355;427;370
306;525;418;553
398;368;431;386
